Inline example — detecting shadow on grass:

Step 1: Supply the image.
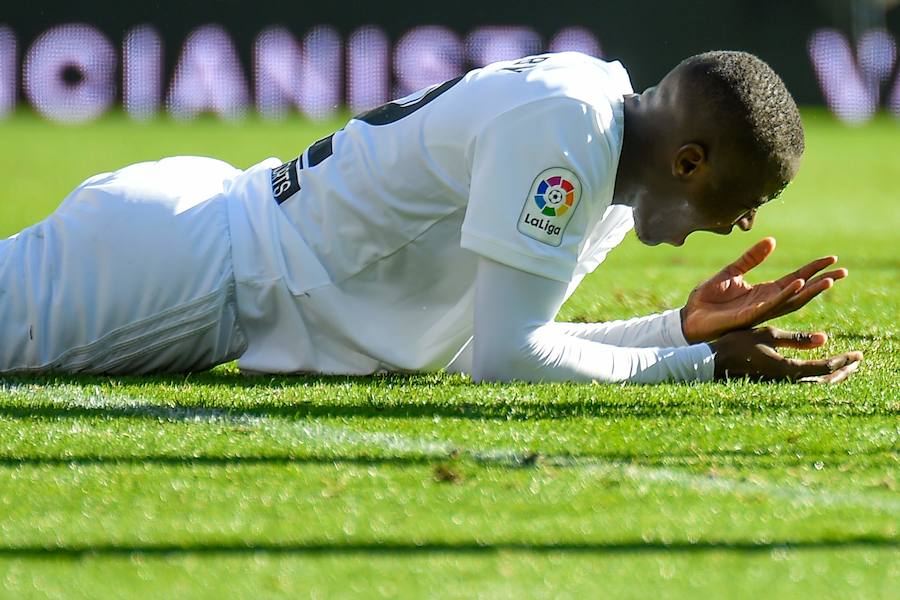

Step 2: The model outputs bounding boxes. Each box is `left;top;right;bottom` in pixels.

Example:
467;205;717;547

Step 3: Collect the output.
0;396;888;422
0;445;894;469
0;538;896;558
0;365;892;422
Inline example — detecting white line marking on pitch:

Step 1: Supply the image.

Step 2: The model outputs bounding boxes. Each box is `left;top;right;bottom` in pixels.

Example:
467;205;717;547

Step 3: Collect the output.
2;384;898;512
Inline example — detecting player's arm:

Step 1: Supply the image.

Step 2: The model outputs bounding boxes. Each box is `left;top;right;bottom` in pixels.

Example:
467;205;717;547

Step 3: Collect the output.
471;257;862;384
556;236;848;348
549;310;689;348
471;257;715;383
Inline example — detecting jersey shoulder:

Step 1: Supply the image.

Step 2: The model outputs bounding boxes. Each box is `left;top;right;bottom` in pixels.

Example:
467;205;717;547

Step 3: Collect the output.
470;52;634;110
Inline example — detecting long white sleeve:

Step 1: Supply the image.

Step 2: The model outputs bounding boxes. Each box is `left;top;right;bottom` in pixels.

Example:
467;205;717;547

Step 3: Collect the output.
470;258;715;384
551;308;689;348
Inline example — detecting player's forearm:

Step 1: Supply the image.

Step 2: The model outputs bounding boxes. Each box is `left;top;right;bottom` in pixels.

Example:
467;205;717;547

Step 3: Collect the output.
471;325;714;384
551;308;688;348
471;257;712;384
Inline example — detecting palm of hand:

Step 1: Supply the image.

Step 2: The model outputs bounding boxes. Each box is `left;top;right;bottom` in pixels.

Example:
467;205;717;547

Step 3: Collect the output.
680;238;846;344
683;272;791;342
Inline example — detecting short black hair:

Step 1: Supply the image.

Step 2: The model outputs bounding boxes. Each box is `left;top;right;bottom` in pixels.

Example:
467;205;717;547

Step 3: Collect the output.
676;51;804;200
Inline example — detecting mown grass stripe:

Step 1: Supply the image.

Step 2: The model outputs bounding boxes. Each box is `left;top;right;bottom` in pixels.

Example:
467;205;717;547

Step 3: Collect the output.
2;389;897;514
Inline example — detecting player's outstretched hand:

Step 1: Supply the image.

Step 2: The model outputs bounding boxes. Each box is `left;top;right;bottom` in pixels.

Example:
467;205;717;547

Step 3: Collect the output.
709;327;863;383
680;238;847;343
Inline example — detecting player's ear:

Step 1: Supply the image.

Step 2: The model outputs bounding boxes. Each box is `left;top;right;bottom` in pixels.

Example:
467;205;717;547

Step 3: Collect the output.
672;143;706;180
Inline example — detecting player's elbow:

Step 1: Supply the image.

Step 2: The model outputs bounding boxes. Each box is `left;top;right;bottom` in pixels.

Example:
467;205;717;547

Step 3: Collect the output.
470;355;527;383
470;332;540;383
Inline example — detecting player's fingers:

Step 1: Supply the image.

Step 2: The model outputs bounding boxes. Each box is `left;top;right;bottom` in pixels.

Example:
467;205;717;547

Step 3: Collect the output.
753;327;828;350
773;278;835;315
727;237;776;275
781;351;863;380
813;267;848;283
754;326;784;345
825;358;862;384
775;256;838;287
753;278;805;318
770;272;846;318
764;329;829;349
746;329;862;381
750;343;833;380
755;327;827;349
803;269;848;290
798;358;862;384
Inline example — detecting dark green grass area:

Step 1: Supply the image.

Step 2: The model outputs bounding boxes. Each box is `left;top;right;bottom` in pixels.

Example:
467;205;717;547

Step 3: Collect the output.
0;109;897;598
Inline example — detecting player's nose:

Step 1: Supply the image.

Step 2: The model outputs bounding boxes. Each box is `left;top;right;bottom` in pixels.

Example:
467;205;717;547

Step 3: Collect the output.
737;211;756;232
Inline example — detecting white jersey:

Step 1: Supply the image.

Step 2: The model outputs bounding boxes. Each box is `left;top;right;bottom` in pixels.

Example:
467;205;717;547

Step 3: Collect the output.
225;52;636;374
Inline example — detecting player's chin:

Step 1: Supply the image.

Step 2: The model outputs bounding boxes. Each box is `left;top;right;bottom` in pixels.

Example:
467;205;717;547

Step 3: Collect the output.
634;223;677;247
636;230;686;247
633;222;657;246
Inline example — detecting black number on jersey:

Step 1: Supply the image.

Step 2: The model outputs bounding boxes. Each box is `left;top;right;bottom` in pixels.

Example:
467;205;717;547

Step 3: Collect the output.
355;76;463;126
500;55;550;73
305;76;464;168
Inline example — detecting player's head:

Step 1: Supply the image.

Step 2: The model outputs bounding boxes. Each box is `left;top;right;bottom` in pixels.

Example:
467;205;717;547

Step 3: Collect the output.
618;50;805;246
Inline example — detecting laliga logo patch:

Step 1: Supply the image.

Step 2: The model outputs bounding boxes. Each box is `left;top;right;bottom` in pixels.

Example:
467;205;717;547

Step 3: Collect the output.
517;167;581;246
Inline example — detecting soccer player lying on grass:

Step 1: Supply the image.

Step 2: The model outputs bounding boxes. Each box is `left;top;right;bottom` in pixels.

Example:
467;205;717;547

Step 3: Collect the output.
0;50;862;383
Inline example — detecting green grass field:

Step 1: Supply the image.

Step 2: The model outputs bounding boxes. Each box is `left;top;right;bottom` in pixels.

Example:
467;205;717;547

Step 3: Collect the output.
0;110;897;598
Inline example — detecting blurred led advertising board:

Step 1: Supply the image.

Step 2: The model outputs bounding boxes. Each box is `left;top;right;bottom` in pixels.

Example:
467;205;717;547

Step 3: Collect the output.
2;0;899;124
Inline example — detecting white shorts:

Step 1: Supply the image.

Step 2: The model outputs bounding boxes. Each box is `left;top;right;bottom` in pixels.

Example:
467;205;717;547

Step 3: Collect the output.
0;157;248;374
